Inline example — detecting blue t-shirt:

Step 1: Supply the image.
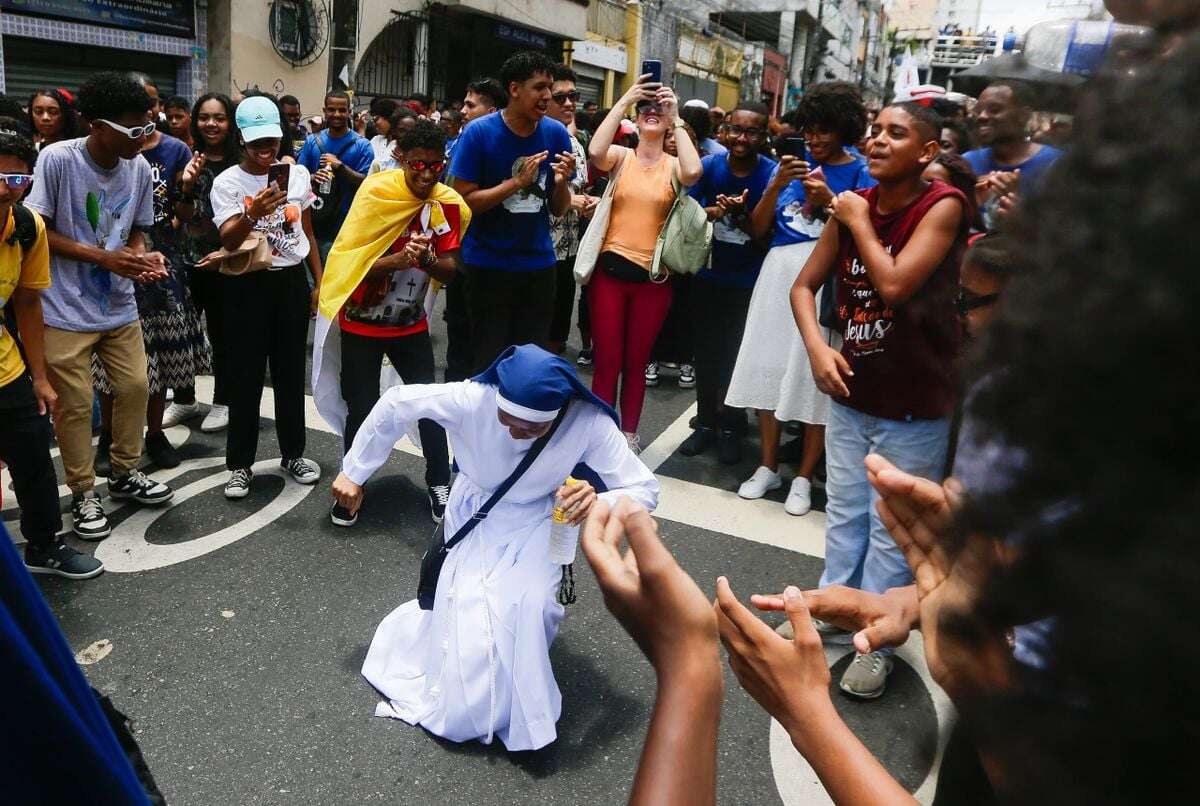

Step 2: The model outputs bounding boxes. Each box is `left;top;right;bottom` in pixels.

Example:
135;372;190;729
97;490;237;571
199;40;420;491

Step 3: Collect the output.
141;134;192;228
963;144;1063;196
701;137;727;157
771;157;874;248
297;129;375;219
447;111;573;271
689;153;775;288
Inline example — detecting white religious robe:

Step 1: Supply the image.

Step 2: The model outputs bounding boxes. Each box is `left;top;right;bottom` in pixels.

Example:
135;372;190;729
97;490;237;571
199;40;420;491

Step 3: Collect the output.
346;381;659;751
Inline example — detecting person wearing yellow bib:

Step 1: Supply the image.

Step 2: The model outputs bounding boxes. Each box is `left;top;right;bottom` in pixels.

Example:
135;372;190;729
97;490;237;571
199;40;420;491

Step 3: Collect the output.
313;119;472;526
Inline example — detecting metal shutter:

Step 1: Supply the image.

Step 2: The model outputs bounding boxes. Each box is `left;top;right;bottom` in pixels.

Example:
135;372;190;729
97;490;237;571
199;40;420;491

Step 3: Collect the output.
3;37;179;101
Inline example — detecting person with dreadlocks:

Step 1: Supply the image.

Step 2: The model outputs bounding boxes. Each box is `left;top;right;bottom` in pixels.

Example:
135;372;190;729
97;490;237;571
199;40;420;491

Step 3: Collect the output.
332;344;658;751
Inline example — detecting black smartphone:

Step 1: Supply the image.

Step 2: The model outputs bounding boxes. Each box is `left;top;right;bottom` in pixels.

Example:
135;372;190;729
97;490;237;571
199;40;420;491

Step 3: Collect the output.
775;135;807;160
640;59;663;85
267;162;290;192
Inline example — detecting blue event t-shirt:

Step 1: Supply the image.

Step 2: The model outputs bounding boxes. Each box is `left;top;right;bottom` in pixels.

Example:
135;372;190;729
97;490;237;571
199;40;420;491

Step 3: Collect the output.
447;111;573;271
771;157;874;248
689;153;776;288
962;144;1063;196
297;129;375;219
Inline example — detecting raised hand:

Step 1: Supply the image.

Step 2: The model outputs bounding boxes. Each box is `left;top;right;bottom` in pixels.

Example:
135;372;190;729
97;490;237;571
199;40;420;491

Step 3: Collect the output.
752;584;919;655
551;150;577;184
515;151;549;189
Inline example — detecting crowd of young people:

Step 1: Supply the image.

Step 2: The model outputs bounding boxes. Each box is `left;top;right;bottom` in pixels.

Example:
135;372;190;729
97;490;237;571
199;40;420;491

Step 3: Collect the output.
8;8;1191;797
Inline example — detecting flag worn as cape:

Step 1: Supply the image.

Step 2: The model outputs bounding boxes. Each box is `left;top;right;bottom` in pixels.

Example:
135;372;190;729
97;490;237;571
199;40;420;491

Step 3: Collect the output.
312;170;472;436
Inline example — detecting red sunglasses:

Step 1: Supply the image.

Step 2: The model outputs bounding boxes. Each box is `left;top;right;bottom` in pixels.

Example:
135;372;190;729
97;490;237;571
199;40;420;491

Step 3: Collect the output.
406;159;446;173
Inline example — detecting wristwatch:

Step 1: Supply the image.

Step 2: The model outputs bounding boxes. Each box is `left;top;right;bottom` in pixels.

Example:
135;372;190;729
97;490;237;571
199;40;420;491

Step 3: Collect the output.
419;248;437;269
672;120;687;130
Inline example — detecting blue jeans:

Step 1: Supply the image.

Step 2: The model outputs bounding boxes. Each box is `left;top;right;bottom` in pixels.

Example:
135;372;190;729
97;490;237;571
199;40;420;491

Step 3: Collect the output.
820;402;951;624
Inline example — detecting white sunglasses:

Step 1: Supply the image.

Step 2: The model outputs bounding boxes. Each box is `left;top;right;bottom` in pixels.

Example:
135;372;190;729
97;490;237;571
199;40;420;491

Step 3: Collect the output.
97;118;157;139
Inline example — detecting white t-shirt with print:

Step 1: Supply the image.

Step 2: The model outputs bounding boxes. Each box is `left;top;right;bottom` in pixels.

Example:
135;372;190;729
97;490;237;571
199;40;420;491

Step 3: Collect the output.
210;163;313;267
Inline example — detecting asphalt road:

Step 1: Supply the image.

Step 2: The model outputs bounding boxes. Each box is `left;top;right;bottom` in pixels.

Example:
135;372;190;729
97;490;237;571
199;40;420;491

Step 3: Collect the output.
8;305;946;805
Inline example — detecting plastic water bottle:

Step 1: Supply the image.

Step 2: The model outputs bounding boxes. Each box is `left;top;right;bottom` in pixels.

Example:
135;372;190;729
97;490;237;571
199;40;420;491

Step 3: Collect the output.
549;476;581;565
1022;19;1152;77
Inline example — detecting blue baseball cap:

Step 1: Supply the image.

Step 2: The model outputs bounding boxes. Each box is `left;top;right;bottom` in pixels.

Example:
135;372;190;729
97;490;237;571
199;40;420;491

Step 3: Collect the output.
235;96;283;142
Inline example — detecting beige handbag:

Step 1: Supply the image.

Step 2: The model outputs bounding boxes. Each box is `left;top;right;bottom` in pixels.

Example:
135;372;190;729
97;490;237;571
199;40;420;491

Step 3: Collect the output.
196;232;273;276
573;152;626;285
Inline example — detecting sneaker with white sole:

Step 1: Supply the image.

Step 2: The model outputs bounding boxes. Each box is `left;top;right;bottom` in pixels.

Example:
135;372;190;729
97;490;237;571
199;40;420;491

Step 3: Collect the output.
839;651;894;699
644;362;659;387
224;468;253;499
428;484;451;523
330;502;358;527
107;470;173;505
161;401;201;428
281;457;321;484
738;466;782;499
624;432;642;455
200;404;229;433
71;492;111;540
25;540;104;580
678;363;696;388
785;476;813;516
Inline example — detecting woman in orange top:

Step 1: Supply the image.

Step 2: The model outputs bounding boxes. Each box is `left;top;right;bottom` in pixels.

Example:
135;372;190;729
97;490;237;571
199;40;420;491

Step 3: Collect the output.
586;75;702;452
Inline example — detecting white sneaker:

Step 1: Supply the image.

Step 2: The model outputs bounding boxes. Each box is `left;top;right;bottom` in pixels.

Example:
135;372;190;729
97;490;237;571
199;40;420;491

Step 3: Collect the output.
161;402;201;428
200;404;229;432
738;466;781;499
785;476;812;516
624;432;642;455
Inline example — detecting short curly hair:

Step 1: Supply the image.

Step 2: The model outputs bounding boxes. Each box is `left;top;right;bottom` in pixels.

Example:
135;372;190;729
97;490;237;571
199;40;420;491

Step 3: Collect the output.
77;72;152;122
499;51;556;94
796;82;868;146
397;118;447;154
0;130;37;170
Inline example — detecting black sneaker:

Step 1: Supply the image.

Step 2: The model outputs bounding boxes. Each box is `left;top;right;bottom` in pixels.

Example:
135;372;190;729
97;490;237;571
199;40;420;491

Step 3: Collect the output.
678;364;696;389
576;348;594;367
108;469;174;505
71;492;111;540
330;502;358;527
717;428;742;465
94;431;112;479
281;457;321;484
644;362;659;387
144;430;180;469
428;484;451;524
25;540;104;580
679;426;716;457
224;468;253;499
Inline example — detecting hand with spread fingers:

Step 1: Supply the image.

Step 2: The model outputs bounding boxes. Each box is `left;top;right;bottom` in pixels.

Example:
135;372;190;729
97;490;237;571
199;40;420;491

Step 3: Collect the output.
866;453;1014;702
581;498;721;806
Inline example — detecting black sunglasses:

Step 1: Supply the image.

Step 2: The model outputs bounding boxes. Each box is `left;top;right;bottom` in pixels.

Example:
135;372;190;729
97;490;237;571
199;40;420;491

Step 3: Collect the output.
551;90;581;104
956;289;1000;315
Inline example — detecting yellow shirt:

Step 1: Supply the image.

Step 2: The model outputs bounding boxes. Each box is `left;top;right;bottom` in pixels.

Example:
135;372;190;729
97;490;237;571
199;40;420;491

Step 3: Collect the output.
600;146;677;270
0;208;50;388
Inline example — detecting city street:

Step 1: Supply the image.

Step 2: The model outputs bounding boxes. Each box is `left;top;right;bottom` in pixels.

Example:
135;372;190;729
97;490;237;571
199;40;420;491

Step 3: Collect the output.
6;306;948;805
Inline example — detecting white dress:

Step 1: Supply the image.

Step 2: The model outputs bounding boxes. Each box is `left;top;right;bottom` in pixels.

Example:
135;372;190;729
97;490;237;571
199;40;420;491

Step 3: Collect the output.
725;239;838;426
345;381;660;751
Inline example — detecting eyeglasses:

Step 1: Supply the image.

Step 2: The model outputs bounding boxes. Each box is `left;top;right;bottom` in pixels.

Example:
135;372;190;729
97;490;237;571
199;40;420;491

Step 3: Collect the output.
97;119;156;139
551;90;581;105
406;159;446;173
0;173;33;190
723;124;765;139
955;289;1000;315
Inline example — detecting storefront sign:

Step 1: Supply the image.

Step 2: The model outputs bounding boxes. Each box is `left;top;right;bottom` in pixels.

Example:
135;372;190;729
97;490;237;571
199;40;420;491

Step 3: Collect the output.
572;40;628;73
496;22;548;50
0;0;196;39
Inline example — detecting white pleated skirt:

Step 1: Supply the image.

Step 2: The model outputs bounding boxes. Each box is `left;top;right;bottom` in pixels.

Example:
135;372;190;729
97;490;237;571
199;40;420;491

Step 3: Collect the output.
725;240;838;426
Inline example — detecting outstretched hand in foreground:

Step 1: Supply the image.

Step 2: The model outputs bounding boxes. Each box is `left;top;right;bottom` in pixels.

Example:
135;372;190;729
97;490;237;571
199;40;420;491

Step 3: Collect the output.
581;497;720;806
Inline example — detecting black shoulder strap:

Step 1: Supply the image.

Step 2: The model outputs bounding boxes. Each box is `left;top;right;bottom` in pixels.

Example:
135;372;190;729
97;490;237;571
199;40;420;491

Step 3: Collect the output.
6;203;37;252
442;402;570;552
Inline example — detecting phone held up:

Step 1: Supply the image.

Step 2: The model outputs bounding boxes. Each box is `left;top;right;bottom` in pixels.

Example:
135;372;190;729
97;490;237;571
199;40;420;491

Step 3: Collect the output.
640;59;663;86
267;162;291;193
776;135;807;160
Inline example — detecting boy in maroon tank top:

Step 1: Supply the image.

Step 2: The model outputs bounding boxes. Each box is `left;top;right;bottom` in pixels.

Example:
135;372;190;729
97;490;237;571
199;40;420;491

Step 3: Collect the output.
790;102;968;698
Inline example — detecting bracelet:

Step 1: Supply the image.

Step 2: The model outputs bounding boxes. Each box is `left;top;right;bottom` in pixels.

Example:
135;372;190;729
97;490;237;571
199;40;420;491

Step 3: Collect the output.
419;249;437;269
672;120;687;129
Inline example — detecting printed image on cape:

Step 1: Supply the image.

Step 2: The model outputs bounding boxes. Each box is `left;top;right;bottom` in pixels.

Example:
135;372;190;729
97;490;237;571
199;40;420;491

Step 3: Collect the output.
348;346;659;750
311;169;472;437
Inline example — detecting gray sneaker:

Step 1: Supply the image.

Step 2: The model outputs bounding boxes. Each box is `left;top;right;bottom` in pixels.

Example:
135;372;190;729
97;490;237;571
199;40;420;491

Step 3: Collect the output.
839;651;894;699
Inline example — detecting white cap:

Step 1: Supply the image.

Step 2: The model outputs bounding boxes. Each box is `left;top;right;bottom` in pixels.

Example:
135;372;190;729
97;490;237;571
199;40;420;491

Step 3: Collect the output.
682;99;710;111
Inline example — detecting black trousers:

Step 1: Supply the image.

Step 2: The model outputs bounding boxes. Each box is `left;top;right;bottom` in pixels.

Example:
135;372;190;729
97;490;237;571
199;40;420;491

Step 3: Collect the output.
176;267;228;405
442;273;472;382
691;276;753;430
340;329;450;487
464;263;556;373
222;266;309;470
652;273;694;365
0;375;62;548
549;256;578;344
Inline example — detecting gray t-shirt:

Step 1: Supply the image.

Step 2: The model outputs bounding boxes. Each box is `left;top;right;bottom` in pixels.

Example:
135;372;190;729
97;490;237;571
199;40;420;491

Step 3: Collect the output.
25;137;154;332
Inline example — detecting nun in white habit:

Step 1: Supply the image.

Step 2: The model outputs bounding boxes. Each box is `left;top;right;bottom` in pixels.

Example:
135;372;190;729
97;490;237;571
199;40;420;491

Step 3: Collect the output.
332;345;659;751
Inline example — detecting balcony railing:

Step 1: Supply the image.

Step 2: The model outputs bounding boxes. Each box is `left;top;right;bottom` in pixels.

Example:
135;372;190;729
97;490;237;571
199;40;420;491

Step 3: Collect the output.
931;33;998;67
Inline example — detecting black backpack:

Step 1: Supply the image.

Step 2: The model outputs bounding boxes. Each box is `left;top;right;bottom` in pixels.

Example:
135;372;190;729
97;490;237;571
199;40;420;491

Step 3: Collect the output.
5;203;38;253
